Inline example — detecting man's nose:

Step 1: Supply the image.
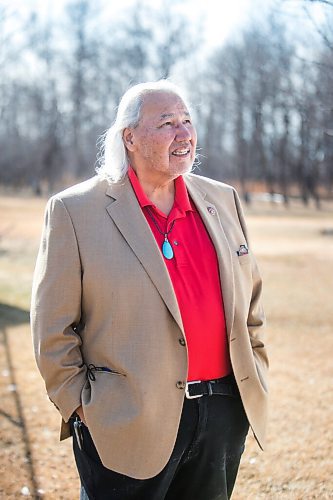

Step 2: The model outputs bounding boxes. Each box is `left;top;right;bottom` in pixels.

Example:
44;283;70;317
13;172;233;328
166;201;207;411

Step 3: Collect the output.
175;123;191;142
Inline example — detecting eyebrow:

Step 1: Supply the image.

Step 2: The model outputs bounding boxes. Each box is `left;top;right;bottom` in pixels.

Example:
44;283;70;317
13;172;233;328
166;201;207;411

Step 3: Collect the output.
159;111;190;119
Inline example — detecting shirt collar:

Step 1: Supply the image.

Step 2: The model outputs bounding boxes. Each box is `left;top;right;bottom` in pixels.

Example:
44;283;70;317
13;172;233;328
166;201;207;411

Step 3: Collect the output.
128;166;153;208
128;166;193;215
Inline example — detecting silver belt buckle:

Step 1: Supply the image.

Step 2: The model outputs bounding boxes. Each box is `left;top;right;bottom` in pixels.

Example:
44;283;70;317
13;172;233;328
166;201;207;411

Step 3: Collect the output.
185;380;203;399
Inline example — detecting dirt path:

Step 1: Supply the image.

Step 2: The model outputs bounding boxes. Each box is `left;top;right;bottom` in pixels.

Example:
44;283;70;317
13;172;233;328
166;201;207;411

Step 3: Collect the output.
1;195;333;499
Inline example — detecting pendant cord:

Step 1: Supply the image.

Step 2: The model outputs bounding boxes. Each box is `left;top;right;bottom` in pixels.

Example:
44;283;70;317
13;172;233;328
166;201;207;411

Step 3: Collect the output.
146;207;175;239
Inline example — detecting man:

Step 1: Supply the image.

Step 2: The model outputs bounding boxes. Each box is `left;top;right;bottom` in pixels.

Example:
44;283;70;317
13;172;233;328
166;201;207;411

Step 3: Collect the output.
31;80;268;500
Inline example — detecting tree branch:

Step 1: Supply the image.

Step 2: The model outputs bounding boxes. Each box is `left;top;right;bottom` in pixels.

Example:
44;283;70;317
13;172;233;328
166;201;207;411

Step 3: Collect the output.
307;0;333;6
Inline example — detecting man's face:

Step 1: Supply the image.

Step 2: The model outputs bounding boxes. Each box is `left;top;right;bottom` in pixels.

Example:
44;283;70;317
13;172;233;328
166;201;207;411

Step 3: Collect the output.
124;91;197;181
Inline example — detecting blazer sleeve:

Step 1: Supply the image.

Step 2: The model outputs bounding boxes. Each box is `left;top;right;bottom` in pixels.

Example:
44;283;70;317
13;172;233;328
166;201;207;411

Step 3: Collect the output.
232;188;269;374
31;196;87;422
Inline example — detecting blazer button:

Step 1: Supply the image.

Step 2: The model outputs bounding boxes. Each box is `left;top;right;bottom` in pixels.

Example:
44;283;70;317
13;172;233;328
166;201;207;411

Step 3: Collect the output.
176;381;186;390
178;338;186;346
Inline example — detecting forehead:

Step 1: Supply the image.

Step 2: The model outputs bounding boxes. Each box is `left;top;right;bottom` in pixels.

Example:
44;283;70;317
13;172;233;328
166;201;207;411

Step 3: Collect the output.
139;92;189;121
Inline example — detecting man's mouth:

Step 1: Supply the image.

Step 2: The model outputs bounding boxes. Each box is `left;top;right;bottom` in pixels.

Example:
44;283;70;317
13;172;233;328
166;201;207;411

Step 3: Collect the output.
171;148;190;157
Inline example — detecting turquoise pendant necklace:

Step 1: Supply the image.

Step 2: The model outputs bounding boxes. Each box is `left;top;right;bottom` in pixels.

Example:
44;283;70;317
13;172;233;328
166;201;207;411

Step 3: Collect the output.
146;207;175;260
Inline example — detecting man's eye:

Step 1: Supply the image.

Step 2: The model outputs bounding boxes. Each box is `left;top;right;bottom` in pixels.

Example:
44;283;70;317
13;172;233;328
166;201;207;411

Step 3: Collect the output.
184;119;191;124
163;121;172;126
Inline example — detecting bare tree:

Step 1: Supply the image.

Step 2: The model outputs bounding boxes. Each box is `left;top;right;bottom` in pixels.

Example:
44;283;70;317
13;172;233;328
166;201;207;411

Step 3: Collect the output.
152;0;199;79
65;0;96;177
306;0;333;7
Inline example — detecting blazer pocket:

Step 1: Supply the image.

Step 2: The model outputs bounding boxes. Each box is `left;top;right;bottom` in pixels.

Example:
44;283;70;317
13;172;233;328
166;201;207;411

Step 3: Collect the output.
86;364;126;381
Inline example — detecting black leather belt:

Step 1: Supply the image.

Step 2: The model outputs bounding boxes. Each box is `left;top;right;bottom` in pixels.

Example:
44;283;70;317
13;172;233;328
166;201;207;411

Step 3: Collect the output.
185;376;238;399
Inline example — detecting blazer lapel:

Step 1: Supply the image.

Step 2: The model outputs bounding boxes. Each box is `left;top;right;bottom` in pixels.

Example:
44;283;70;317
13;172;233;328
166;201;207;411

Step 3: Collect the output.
185;176;235;338
105;177;184;334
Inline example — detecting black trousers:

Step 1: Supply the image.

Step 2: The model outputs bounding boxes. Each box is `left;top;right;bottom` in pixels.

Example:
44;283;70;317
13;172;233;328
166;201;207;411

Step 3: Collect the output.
71;385;249;500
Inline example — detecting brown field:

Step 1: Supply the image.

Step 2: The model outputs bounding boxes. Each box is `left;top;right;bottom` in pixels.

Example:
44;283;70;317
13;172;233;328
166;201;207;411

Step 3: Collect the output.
0;194;333;499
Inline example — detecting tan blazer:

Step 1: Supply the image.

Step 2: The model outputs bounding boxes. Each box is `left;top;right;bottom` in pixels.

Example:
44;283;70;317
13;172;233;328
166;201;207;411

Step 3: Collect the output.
31;173;268;479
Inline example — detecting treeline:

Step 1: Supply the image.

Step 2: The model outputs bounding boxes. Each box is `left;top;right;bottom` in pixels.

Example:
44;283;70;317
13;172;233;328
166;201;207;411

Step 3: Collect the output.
0;0;332;206
195;10;333;207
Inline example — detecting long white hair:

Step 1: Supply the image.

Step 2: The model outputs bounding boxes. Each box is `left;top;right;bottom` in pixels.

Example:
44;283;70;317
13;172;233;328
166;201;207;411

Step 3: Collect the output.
96;80;193;183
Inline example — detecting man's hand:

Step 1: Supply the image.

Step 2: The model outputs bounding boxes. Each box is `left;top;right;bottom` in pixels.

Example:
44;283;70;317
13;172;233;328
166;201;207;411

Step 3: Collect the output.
75;405;87;426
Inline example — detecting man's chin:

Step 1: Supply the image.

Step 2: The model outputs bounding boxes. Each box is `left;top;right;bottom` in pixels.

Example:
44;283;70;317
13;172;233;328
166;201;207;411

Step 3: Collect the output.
170;161;194;177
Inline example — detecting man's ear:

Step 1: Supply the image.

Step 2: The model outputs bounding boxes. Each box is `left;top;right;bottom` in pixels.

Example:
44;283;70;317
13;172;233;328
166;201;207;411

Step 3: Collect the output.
123;128;135;151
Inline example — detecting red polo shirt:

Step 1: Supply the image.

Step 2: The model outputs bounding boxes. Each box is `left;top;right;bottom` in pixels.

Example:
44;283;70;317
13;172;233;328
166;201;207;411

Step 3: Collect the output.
128;167;231;381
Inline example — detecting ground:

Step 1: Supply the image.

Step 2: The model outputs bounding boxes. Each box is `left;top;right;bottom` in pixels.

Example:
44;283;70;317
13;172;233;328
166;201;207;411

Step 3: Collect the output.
0;193;332;499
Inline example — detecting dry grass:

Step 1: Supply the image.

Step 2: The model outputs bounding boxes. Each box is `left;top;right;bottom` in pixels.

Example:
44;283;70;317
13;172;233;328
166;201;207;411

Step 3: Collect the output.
0;194;332;499
233;203;333;499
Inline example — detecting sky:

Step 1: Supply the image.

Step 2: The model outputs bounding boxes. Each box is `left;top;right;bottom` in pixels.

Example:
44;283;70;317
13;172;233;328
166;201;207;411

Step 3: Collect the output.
3;0;276;49
157;0;264;48
3;0;330;56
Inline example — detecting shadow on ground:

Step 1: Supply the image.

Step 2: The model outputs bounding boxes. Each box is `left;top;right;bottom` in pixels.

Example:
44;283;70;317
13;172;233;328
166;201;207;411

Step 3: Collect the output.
0;303;30;328
0;303;42;498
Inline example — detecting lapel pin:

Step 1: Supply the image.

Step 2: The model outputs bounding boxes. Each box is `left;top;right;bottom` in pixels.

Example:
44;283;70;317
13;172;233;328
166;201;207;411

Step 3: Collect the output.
237;244;249;256
207;206;216;215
